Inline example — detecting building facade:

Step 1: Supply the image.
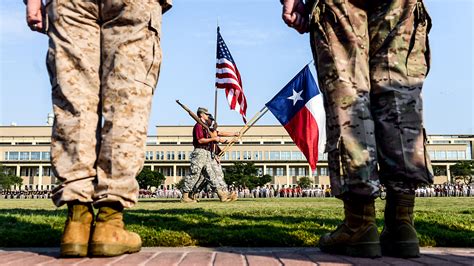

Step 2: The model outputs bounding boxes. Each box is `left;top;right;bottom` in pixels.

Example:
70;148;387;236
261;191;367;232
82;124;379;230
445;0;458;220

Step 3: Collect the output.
1;125;473;190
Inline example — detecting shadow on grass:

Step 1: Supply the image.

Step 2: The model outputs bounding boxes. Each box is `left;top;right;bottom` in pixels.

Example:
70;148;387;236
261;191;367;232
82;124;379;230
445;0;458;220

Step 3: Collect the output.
0;207;472;248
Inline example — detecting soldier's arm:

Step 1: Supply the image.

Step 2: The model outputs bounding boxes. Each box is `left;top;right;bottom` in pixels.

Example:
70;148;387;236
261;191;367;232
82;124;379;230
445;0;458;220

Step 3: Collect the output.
217;131;239;137
281;0;308;34
25;0;44;32
197;136;223;145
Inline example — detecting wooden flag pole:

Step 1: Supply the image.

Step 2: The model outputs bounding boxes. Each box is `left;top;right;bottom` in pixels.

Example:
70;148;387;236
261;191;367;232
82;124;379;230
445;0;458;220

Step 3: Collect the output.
218;106;269;157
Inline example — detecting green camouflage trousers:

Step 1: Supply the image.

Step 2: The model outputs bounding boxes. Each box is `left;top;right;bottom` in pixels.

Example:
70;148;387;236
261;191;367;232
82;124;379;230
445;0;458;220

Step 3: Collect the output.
309;0;433;198
47;0;164;208
183;148;228;193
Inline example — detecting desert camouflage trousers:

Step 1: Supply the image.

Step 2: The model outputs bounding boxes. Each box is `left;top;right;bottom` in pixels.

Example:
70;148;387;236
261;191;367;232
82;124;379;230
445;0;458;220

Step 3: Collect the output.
182;149;228;193
309;0;434;198
47;0;163;208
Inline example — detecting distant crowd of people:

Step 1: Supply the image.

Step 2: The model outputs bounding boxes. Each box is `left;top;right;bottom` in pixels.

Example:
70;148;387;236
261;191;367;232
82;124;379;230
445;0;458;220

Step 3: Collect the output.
2;183;473;200
414;184;474;197
1;189;52;199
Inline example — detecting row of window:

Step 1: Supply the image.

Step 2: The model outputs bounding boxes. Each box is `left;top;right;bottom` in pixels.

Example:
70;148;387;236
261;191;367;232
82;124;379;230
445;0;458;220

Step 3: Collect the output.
5;149;470;163
144;166;329;177
145;150;328;161
4;151;51;161
428;150;470;160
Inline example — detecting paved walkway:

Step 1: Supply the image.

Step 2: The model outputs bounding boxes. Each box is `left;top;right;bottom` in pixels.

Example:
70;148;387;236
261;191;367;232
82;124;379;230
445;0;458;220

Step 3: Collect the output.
0;247;472;265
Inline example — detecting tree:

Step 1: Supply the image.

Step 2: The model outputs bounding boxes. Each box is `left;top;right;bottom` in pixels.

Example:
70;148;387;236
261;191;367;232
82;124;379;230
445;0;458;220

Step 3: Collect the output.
297;176;313;189
0;165;22;190
224;162;271;189
136;168;165;189
450;161;474;185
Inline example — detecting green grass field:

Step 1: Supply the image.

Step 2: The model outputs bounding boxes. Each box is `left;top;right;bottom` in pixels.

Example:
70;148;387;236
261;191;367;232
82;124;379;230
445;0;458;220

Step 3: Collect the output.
0;197;472;247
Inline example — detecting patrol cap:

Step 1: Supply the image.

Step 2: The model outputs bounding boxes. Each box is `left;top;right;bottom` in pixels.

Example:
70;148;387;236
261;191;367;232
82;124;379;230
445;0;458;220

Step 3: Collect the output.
197;107;210;115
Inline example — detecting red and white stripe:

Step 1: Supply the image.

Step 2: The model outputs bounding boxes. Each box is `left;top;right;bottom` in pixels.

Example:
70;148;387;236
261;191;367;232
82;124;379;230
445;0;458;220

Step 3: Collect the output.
216;58;247;123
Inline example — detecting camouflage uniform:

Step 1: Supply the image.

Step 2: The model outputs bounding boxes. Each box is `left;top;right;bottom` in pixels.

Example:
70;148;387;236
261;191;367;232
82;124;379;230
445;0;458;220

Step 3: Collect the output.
183;148;227;193
47;0;171;208
309;0;433;198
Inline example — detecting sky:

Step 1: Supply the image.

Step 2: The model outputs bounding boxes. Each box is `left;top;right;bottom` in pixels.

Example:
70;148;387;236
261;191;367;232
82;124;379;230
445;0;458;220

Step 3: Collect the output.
0;0;473;135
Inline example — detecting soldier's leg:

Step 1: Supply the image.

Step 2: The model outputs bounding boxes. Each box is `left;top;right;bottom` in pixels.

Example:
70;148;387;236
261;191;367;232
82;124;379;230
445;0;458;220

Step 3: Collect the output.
208;159;237;202
208;160;228;191
89;1;163;257
369;0;433;194
48;0;101;207
46;0;100;257
183;149;208;194
310;0;381;257
310;0;379;199
368;0;433;258
93;1;163;208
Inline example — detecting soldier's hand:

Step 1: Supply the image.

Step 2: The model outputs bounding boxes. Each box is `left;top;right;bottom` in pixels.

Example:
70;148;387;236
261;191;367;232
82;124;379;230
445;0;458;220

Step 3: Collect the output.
282;0;308;34
26;0;45;33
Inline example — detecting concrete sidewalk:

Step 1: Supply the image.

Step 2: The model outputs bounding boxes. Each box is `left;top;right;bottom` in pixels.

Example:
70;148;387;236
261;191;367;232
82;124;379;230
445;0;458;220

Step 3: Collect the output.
0;247;472;265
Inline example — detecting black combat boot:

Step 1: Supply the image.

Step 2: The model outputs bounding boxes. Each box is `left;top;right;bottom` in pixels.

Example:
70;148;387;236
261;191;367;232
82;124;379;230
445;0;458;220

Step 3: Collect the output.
381;193;420;258
319;198;381;258
60;202;94;257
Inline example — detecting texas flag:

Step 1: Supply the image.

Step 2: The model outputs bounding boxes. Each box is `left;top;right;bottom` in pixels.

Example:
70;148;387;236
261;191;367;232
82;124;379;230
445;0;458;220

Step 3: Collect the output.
265;65;326;171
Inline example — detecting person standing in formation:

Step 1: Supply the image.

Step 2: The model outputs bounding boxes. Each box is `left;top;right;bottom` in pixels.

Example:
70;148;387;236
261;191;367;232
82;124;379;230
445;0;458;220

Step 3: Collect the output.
26;0;172;257
281;0;433;258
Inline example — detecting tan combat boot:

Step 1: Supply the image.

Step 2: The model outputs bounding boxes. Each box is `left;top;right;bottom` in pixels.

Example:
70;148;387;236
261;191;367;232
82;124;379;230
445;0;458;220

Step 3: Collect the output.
181;192;197;203
381;193;419;258
319;198;381;258
217;190;230;202
60;202;94;257
228;191;238;202
89;204;141;257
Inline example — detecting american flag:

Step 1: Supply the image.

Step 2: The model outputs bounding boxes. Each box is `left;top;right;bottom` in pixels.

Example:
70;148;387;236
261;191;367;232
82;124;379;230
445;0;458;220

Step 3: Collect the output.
215;27;247;123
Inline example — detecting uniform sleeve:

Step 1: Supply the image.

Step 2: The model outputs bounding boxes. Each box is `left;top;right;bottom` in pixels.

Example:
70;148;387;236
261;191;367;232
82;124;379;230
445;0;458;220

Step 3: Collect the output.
160;0;172;13
194;124;205;141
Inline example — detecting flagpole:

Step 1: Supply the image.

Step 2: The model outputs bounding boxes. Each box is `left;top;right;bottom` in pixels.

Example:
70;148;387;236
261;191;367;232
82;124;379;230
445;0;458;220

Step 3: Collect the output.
218;106;269;157
214;22;220;120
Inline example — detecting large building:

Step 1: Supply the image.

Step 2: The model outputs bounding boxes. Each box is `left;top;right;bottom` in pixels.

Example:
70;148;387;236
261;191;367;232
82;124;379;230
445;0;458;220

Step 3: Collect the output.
1;125;473;190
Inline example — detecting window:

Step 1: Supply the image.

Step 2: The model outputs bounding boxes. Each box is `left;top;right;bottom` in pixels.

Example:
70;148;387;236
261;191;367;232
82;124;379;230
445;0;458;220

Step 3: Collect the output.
320;167;328;176
320;153;328;160
156;151;164;160
231;151;240;160
19;152;30;160
145;151;153;160
289;167;296;176
298;167;306;176
446;151;457;160
41;152;50;160
166;151;175;160
435;151;446;160
43;167;52;176
9;152;19;160
254;151;262;160
291;151;303;160
266;168;274;176
177;168;187;177
165;167;173;176
432;140;450;144
428;151;435;159
281;151;291;160
264;151;269;160
223;152;230;160
276;167;285;176
243;151;251;160
458;151;466;160
31;152;41;160
269;151;280;160
178;151;186;160
257;168;263;176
